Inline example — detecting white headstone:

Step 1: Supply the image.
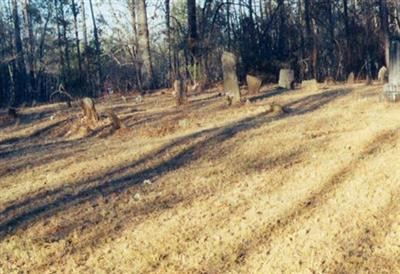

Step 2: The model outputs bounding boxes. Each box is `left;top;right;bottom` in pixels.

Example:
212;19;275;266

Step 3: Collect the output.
378;66;388;83
347;72;355;84
383;39;400;102
278;69;294;89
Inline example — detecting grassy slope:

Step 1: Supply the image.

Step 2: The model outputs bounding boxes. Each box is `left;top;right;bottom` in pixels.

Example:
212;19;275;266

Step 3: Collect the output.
0;83;400;273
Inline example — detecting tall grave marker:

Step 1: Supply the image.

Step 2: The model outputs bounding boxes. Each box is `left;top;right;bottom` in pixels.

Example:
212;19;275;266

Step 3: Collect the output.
383;38;400;102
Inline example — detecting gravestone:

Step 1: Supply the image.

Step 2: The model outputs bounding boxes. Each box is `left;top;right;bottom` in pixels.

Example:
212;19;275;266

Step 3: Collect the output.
278;69;294;89
80;97;99;128
347;72;355;84
222;51;241;104
378;66;388;83
301;79;318;92
246;74;262;94
383;38;400;102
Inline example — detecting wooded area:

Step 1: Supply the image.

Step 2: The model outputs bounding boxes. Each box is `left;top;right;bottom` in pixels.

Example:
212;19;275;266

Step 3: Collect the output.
1;0;400;107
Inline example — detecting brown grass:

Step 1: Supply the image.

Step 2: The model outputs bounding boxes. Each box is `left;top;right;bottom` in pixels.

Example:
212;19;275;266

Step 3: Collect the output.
1;82;400;273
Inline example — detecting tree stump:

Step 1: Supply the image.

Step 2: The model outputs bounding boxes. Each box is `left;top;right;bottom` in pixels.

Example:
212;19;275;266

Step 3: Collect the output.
80;97;99;127
246;75;262;94
383;38;400;102
174;79;187;106
278;69;294;89
221;51;241;104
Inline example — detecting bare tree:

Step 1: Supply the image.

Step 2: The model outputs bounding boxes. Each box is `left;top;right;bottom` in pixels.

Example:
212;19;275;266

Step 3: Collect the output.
136;0;154;90
11;0;27;105
89;0;103;94
71;0;82;74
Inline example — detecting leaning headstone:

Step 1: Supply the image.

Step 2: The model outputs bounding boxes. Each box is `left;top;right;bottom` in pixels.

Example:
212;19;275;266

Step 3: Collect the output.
107;109;125;130
246;74;262;94
221;51;241;104
378;66;388;83
383;39;400;102
135;95;143;103
80;97;99;128
301;79;318;92
188;82;202;94
278;69;294;89
347;72;355;84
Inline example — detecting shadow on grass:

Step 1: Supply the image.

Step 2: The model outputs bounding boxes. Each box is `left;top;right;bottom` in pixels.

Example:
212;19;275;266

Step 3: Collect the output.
0;87;352;240
0;119;68;148
248;87;292;102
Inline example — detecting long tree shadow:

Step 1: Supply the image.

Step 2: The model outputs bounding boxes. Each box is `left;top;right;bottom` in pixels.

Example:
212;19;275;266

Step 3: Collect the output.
0;88;352;239
202;126;400;273
0;91;227;161
0;128;93;161
0;119;68;147
0;146;88;178
248;87;292;102
0;108;61;131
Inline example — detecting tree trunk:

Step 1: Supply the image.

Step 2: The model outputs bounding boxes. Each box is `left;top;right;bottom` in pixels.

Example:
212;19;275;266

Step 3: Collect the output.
304;0;317;79
277;0;286;59
165;0;172;85
327;0;335;79
59;1;70;72
22;0;35;98
129;0;142;90
89;0;103;95
80;0;88;50
174;79;187;106
55;0;65;85
136;0;154;90
187;0;198;58
12;0;27;105
380;0;390;67
71;0;82;74
187;0;199;83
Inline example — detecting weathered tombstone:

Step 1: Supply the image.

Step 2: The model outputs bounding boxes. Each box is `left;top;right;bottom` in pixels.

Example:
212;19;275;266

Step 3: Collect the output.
383;38;400;102
221;51;241;104
80;97;99;127
135;95;143;103
188;82;202;94
347;72;355;84
246;75;262;94
378;66;388;83
301;79;318;92
324;76;336;85
278;69;294;89
174;79;187;105
107;109;125;130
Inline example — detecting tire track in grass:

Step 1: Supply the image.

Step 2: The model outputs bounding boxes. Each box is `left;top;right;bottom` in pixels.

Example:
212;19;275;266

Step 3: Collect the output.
143;101;393;273
329;190;400;273
200;128;400;274
30;146;306;274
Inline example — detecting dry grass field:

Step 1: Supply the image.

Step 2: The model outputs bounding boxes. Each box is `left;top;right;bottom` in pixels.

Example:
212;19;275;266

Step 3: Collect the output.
1;82;400;273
